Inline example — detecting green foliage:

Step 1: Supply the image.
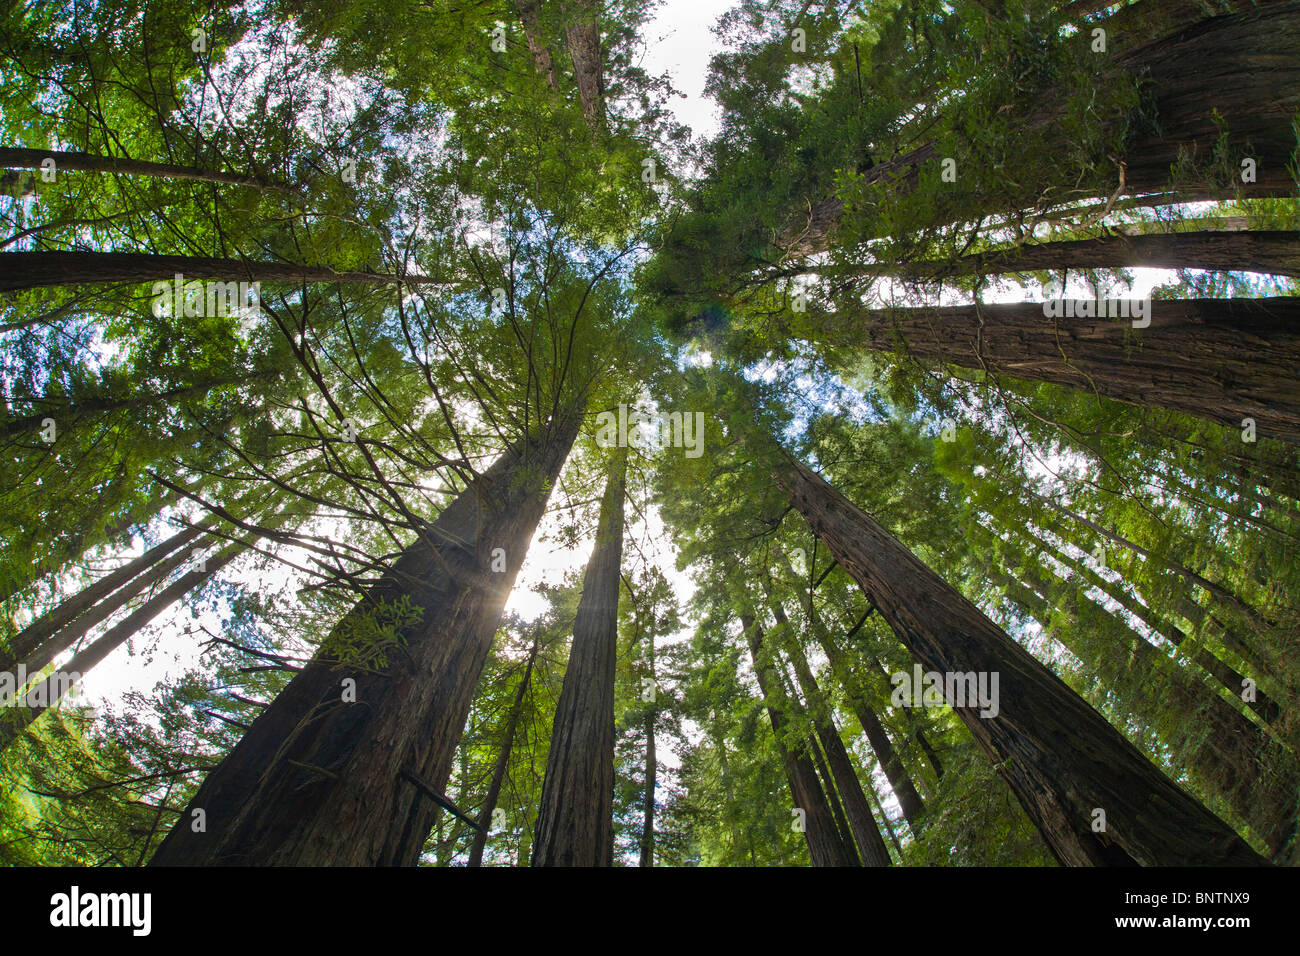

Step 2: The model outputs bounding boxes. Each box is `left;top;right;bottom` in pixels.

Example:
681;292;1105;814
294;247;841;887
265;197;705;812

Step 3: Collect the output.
2;0;1297;869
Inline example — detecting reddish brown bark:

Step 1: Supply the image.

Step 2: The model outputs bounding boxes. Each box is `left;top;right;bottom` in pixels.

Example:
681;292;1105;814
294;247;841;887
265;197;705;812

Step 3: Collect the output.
807;296;1300;445
150;409;584;866
0;251;443;293
803;726;860;863
532;451;627;867
742;613;859;867
774;455;1267;865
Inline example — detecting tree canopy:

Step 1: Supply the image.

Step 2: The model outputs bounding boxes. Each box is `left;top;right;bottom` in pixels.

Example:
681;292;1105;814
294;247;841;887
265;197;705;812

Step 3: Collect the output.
1;0;1298;869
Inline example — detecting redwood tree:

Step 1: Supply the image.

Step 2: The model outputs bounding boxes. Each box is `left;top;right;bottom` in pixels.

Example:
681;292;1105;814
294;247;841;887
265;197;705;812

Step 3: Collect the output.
150;406;586;866
773;454;1270;866
532;450;627;867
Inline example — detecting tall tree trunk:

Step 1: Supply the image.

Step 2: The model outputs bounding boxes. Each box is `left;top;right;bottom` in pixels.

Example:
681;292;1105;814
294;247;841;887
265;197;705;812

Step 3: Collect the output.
910;718;945;782
773;455;1268;865
997;515;1282;726
640;633;657;868
533;450;626;867
1166;592;1272;679
865;653;947;787
562;1;604;129
1002;559;1298;856
817;627;929;831
780;4;1300;256
0;251;443;292
467;633;540;867
863;770;904;857
793;560;940;811
766;595;891;864
16;543;198;678
741;613;859;867
150;408;585;866
802;296;1300;445
802;678;892;866
514;1;559;90
0;522;202;674
798;230;1300;282
802;725;861;865
0;542;245;753
1;368;280;442
9;480;285;678
0;147;284;189
1023;487;1271;626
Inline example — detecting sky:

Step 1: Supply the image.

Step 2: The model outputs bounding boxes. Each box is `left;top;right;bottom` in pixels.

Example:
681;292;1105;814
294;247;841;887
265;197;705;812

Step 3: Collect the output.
642;0;736;141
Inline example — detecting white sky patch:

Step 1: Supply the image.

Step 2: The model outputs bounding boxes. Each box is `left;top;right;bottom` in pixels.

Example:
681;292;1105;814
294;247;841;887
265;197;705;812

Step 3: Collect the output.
641;0;734;141
682;347;713;368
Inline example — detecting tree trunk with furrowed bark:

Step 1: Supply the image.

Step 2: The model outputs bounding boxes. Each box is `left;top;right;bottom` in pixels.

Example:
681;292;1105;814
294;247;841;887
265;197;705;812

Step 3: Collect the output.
741;613;859;867
800;720;858;863
562;1;604;129
0;251;442;292
781;4;1300;257
532;451;627;867
803;296;1300;445
773;455;1269;865
797;661;892;866
467;632;540;867
149;407;585;866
